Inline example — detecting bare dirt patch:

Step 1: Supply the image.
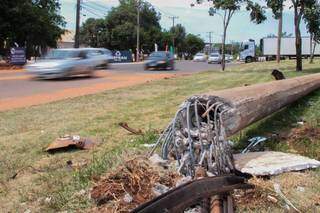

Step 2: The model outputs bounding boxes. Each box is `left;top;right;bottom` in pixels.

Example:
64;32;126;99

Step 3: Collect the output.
0;72;175;111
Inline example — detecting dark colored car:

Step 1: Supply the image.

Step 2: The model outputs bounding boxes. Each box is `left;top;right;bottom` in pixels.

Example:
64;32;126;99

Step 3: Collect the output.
144;51;175;70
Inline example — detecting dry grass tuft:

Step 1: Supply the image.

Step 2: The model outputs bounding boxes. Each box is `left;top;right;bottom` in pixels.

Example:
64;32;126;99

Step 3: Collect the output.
90;157;180;212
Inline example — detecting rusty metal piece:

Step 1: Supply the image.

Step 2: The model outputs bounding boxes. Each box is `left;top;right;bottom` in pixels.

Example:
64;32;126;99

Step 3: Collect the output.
119;122;143;135
131;175;253;213
46;135;95;152
211;196;223;213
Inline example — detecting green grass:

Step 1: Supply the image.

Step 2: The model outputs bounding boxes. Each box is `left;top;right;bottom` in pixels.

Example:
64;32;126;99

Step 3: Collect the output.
1;59;320;211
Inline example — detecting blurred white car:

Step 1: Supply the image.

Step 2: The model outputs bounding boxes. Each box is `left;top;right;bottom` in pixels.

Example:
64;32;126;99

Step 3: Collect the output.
193;53;206;62
225;54;233;62
208;53;221;64
26;48;112;79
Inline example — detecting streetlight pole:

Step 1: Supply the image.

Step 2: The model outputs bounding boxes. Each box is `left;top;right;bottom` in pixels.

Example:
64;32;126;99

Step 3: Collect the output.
169;16;179;54
136;0;140;62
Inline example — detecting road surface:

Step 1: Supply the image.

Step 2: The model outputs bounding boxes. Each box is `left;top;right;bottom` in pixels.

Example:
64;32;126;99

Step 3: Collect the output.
0;61;235;111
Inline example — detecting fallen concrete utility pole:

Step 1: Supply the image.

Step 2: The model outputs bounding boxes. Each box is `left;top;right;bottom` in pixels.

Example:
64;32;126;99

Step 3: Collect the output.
152;73;320;177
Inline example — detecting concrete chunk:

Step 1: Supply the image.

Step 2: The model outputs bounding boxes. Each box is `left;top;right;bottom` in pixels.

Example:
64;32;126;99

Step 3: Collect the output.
234;151;320;176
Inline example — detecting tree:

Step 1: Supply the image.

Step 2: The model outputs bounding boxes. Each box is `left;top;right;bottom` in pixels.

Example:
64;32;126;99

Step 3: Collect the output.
291;0;317;71
267;0;284;63
79;18;108;48
79;0;162;54
184;34;205;59
303;0;320;63
193;0;266;71
0;0;65;58
110;0;161;53
170;24;186;56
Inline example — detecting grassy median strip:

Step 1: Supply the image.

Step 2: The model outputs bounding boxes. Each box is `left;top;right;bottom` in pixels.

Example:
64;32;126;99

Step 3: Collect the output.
1;60;320;211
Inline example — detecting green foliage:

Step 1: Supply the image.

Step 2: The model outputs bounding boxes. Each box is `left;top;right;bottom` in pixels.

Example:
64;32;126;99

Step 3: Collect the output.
0;0;66;58
170;24;186;55
304;0;320;43
79;18;108;48
266;0;284;19
184;34;205;59
80;0;163;53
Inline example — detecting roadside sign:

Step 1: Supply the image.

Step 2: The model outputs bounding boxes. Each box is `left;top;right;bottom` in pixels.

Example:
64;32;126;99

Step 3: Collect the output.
111;50;133;63
10;47;26;65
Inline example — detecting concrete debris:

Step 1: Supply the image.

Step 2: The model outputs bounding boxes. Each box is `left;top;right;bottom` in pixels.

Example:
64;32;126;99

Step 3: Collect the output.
46;135;96;152
267;195;278;203
74;189;86;197
175;176;192;187
44;197;52;204
234;151;320;176
184;206;202;213
142;143;156;148
274;183;301;213
23;209;31;213
123;193;133;203
148;153;168;167
296;186;305;192
152;183;170;197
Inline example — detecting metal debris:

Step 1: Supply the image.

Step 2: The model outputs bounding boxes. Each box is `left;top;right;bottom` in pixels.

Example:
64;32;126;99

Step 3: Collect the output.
274;183;301;213
132;175;253;213
46;135;95;152
234;151;320;176
241;137;267;154
119;122;143;135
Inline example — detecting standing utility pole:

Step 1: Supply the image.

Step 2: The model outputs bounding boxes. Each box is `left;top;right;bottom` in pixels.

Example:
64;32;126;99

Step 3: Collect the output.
74;0;81;48
207;31;214;53
136;0;140;62
169;16;179;53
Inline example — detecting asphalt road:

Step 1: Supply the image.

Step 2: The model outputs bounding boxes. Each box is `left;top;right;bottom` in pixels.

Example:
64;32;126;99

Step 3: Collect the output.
0;61;236;111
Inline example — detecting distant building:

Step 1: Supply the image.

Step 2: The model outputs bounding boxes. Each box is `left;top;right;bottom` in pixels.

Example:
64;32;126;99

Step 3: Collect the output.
57;31;75;48
203;43;220;54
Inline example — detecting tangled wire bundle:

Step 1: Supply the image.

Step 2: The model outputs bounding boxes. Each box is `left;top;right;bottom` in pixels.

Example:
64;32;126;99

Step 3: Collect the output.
155;96;235;177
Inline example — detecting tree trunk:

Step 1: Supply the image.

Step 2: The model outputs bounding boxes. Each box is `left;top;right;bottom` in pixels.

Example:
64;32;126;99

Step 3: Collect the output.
221;27;227;71
294;7;302;71
276;9;283;63
311;40;316;64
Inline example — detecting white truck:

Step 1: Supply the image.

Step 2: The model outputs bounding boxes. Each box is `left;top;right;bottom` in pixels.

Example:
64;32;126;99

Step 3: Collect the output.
239;37;320;62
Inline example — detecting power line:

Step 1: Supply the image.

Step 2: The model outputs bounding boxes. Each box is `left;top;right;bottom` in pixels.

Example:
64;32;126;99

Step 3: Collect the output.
82;3;108;15
82;6;105;18
84;0;111;11
82;4;107;16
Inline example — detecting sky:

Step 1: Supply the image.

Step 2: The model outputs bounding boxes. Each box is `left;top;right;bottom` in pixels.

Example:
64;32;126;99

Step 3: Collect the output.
60;0;309;43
